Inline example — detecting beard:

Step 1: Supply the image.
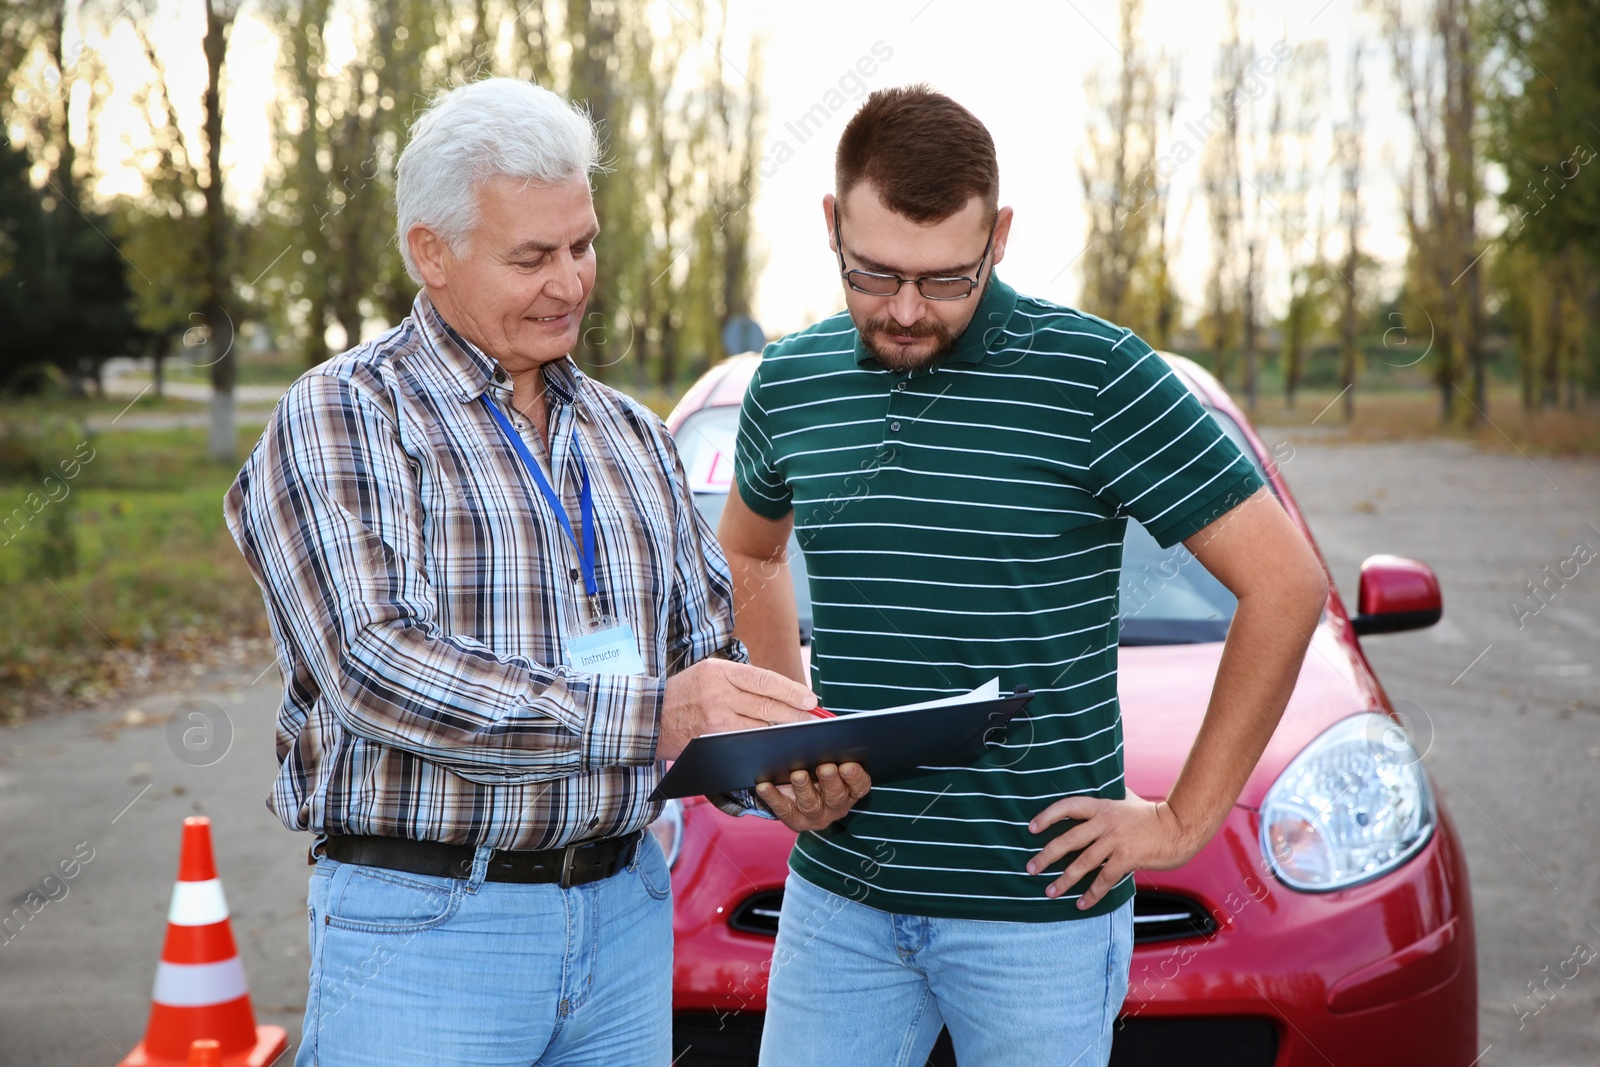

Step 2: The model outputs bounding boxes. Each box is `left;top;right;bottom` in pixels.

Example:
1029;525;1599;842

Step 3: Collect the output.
857;316;959;372
853;274;990;372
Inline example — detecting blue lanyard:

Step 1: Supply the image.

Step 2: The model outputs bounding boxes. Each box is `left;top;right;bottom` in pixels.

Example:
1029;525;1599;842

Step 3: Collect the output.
479;395;600;619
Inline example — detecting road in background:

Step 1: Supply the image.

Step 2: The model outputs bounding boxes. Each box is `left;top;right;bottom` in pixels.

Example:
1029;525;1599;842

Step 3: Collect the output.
1278;432;1600;1067
1;436;1596;1065
85;358;284;431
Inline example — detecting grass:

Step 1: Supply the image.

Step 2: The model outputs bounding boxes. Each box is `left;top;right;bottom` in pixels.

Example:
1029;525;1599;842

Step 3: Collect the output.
0;391;204;421
0;423;268;723
1168;348;1600;455
1244;383;1600;455
138;351;309;387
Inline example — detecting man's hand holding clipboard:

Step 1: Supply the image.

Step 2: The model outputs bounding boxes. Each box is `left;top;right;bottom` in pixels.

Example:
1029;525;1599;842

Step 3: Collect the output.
657;658;873;832
752;704;873;832
653;680;1032;829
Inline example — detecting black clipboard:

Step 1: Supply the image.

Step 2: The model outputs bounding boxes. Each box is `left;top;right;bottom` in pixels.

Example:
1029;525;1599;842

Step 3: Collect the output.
651;687;1032;801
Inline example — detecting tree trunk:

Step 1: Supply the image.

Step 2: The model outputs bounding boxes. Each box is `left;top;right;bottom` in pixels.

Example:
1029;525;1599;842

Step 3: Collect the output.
566;0;617;382
1340;256;1359;424
304;294;329;367
1541;280;1561;408
1465;266;1486;418
1241;237;1258;412
47;1;76;206
337;306;363;356
203;0;235;463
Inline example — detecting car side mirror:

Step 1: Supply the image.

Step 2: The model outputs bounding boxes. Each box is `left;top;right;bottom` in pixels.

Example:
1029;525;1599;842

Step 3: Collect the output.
1351;554;1442;636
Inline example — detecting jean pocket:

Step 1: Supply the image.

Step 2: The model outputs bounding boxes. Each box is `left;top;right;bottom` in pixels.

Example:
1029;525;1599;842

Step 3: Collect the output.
324;863;464;935
633;834;672;901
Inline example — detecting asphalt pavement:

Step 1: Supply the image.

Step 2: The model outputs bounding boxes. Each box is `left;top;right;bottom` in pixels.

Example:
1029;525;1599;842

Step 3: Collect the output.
1275;432;1600;1067
1;435;1596;1066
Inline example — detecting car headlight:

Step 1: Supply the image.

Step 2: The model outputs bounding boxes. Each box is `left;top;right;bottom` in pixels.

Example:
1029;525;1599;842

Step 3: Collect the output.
1260;713;1435;891
648;798;684;869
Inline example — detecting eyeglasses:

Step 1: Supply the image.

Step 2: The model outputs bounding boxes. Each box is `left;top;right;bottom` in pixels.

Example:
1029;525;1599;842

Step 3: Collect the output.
832;201;996;301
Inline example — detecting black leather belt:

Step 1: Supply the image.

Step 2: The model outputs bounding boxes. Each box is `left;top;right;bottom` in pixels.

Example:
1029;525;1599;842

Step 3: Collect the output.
314;830;642;888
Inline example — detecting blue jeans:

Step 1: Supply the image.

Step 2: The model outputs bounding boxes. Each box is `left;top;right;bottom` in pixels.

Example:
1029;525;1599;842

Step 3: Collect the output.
759;874;1133;1067
296;834;672;1067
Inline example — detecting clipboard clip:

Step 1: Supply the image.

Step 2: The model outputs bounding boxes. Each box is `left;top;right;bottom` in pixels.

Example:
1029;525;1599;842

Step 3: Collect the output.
988;685;1029;723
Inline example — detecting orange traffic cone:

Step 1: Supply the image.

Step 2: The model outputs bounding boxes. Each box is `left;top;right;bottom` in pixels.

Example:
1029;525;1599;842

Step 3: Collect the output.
118;817;288;1067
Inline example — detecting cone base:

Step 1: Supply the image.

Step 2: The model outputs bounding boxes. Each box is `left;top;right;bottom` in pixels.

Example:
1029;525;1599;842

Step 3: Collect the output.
117;1026;289;1067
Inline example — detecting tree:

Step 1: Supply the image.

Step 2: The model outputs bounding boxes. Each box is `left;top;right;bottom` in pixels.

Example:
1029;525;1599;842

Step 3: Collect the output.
0;140;60;394
1223;3;1296;414
1376;0;1488;425
1268;40;1331;410
669;4;765;386
116;1;216;397
1136;57;1184;351
712;40;763;355
257;0;438;365
0;0;138;395
1199;8;1246;392
1075;0;1184;348
115;0;242;454
1494;243;1593;410
2;1;102;208
1078;0;1156;331
199;0;243;461
1486;0;1600;408
254;0;764;395
1335;39;1367;422
566;0;642;383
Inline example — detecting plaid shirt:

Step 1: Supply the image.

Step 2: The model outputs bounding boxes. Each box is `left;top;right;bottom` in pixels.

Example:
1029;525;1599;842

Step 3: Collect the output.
224;293;746;849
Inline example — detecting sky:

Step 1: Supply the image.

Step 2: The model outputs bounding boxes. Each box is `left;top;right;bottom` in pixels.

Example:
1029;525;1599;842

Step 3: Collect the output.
73;0;1429;342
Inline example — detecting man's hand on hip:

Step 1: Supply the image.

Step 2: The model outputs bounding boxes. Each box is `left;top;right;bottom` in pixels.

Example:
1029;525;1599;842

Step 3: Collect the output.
658;658;817;760
1026;796;1201;910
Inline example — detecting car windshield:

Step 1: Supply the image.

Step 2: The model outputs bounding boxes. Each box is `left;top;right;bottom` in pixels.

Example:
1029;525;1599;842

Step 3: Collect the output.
672;404;1270;646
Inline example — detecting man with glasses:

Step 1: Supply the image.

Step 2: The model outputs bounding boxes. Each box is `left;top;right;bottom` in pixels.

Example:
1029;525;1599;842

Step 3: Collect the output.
717;85;1327;1065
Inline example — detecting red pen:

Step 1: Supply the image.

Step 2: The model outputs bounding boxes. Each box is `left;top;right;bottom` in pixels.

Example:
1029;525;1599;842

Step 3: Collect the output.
809;705;836;719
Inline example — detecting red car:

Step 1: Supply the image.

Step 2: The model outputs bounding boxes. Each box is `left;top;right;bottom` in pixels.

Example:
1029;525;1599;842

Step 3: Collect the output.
651;353;1476;1066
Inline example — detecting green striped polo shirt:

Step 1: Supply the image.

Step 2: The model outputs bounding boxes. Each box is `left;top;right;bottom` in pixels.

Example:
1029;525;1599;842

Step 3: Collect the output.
733;275;1264;923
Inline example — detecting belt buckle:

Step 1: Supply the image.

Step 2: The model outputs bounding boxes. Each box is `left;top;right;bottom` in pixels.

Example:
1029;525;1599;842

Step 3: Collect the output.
558;844;580;889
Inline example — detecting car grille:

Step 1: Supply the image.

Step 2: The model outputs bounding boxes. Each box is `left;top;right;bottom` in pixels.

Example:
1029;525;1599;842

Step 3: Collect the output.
929;1017;1277;1067
1110;1017;1279;1066
672;1012;764;1066
727;890;784;936
673;1013;953;1067
726;889;1213;943
673;1015;1276;1067
1132;891;1215;943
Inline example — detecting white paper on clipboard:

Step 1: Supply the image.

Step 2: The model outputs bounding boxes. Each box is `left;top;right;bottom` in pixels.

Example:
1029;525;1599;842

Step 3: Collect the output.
862;677;1002;715
712;678;1004;734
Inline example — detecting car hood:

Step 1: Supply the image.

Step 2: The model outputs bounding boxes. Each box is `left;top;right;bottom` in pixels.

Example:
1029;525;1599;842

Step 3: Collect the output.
1119;623;1386;809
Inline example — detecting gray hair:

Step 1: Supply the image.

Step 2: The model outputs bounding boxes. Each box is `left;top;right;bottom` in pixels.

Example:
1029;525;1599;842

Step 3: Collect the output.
395;78;602;283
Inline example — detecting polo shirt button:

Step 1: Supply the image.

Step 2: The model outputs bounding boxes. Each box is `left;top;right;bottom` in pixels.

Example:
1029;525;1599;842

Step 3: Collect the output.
895;380;908;391
890;420;901;432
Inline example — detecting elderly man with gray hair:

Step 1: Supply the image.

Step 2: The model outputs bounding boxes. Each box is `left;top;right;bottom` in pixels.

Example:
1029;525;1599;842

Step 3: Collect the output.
224;78;866;1065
